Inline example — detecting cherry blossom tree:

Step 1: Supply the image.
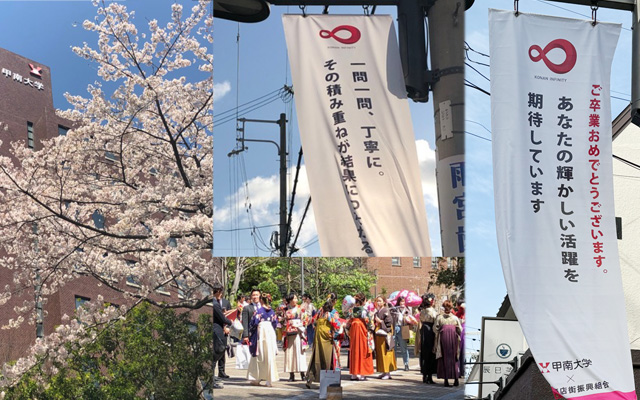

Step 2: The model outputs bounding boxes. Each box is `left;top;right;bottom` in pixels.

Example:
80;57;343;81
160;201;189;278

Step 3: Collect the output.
0;0;212;388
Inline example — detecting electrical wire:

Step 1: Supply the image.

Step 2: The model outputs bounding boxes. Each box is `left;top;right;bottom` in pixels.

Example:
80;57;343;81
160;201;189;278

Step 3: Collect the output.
299;237;319;250
214;88;284;119
466;120;491;134
214;224;280;232
536;0;632;32
466;131;491;142
464;41;489;58
214;92;284;127
465;80;490;96
465;61;490;82
613;154;640;172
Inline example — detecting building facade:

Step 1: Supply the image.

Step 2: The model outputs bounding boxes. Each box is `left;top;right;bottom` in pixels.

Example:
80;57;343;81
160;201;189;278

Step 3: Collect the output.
0;47;212;365
364;257;461;302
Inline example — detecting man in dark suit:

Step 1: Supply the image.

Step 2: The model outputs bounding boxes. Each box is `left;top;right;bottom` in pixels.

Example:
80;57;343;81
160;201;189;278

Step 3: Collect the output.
216;294;232;379
241;288;262;345
213;284;231;389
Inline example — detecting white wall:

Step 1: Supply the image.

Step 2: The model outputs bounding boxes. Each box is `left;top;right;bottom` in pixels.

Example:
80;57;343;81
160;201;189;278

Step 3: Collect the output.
613;123;640;350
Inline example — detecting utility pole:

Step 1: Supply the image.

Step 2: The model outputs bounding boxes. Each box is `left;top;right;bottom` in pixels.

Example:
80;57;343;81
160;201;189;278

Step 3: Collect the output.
301;257;305;294
236;113;289;256
278;113;287;257
428;0;466;256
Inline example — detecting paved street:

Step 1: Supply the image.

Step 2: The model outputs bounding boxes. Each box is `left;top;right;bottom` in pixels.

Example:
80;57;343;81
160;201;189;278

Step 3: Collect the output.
214;344;465;399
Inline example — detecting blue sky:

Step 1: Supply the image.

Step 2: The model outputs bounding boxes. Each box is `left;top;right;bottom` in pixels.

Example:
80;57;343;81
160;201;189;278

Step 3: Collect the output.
0;0;211;115
213;6;443;257
465;0;632;368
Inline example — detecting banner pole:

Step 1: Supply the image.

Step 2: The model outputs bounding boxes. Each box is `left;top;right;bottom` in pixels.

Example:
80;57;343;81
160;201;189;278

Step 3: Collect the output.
632;1;640;121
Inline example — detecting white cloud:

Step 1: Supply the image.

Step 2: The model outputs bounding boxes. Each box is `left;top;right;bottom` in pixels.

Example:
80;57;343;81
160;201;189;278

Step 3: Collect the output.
416;139;438;208
215;140;439;255
213;81;231;103
214;164;318;255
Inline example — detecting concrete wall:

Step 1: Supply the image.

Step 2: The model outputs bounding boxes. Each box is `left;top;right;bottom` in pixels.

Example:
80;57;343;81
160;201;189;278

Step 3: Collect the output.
613;123;640;350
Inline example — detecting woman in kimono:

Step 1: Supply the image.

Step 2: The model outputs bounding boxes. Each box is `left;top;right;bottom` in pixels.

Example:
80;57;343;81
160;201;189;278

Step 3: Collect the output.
373;295;397;379
305;300;342;389
419;293;438;384
434;300;462;387
302;293;316;349
347;293;374;381
247;293;279;387
283;293;307;381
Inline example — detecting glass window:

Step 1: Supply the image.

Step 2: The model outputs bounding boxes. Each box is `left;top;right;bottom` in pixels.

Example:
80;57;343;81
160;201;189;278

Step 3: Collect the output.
92;210;105;229
125;260;141;287
27;121;34;149
413;257;421;268
391;257;400;266
75;295;91;310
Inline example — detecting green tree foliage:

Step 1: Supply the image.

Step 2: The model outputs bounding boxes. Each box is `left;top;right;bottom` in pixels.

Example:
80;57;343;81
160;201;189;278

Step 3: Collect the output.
225;257;376;314
5;304;213;400
434;257;465;297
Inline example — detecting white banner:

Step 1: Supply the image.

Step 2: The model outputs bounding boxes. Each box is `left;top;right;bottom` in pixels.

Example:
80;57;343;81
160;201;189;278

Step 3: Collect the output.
283;15;430;256
490;9;636;399
436;154;465;255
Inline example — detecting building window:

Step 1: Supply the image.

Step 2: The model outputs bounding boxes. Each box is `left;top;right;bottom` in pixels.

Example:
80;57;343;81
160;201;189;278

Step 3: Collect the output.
27;121;34;149
125;260;141;287
431;258;438;269
413;257;421;268
58;125;69;136
105;151;118;162
391;257;400;266
92;210;105;229
75;295;91;310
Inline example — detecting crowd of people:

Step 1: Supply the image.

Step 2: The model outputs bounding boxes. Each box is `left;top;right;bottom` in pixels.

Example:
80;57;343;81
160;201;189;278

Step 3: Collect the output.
213;285;465;390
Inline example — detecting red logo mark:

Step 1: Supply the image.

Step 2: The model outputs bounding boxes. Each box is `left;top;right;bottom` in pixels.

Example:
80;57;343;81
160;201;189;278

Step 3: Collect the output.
529;39;577;74
29;63;42;78
319;25;361;45
539;362;551;373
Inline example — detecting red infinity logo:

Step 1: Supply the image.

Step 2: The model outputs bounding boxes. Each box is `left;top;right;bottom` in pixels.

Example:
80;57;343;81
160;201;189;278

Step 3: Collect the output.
319;25;361;44
528;39;577;74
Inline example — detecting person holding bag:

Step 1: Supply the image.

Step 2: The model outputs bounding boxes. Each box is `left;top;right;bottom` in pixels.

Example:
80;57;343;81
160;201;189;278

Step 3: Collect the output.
392;296;412;371
247;293;279;387
373;295;396;380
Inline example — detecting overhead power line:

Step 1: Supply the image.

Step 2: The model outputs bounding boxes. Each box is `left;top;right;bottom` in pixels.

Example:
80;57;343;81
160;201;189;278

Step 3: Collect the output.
214;224;280;232
465;80;490;96
465;61;490;82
